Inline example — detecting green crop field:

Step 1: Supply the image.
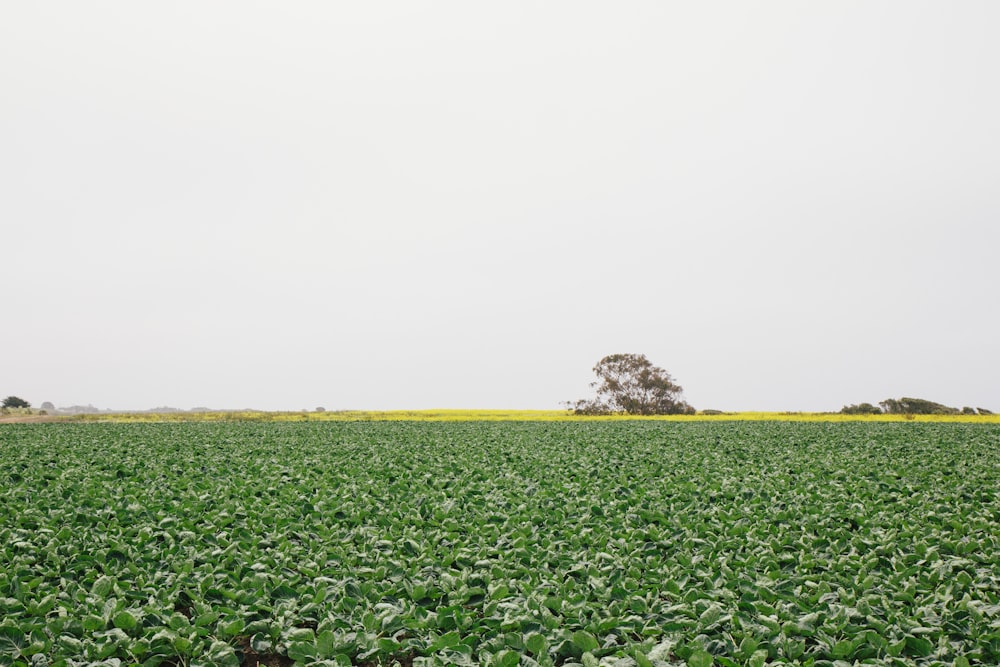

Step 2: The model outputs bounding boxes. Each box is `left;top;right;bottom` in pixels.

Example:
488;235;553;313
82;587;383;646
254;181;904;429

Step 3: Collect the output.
1;422;998;667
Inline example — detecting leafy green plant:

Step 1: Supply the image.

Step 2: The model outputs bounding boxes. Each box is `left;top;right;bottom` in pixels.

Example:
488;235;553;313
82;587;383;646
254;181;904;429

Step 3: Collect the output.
1;421;998;665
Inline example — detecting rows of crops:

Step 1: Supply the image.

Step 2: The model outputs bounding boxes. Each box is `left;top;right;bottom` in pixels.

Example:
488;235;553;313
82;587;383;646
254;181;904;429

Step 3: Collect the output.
2;422;998;667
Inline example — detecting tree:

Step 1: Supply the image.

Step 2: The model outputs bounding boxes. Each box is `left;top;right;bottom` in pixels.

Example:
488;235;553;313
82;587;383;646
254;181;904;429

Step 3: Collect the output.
2;396;31;408
878;397;959;415
568;353;695;415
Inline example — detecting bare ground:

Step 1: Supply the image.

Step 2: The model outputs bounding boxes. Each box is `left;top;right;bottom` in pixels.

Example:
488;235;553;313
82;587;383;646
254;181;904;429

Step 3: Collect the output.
0;414;69;424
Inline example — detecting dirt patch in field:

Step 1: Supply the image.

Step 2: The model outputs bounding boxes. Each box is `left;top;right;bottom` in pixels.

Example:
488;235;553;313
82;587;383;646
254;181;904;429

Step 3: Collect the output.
232;635;417;667
235;636;294;667
0;415;67;424
241;653;294;667
360;654;416;667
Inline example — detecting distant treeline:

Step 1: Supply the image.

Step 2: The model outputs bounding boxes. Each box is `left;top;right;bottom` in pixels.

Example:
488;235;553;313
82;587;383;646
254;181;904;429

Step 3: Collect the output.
842;398;993;416
35;404;221;415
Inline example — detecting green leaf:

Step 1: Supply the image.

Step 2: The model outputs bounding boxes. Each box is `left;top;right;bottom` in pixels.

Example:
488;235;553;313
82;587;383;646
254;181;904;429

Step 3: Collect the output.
905;635;933;657
316;630;337;658
737;637;758;659
220;618;244;637
30;595;57;617
432;631;462;651
57;636;83;653
784;639;804;660
831;638;855;659
686;650;714;667
91;576;114;598
571;631;598;653
286;628;316;644
195;611;220;627
525;633;547;656
888;637;907;657
130;637;151;659
0;626;27;655
196;640;240;667
698;605;722;629
113;610;139;632
168;613;190;630
377;637;399;654
272;584;298;600
647;640;675;662
82;615;105;632
173;635;193;654
494;650;520;667
287;642;318;662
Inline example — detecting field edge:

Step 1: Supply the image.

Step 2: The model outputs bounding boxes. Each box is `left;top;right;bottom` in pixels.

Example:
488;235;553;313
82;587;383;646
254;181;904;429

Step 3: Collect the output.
22;409;1000;424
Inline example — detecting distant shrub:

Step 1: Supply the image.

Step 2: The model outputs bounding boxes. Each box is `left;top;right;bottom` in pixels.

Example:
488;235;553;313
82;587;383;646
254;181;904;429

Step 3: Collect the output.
841;403;882;415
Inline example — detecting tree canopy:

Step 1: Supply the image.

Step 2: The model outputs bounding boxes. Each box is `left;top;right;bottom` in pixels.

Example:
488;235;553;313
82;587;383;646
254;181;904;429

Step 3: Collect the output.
2;396;31;409
841;398;992;416
840;402;882;415
569;353;695;415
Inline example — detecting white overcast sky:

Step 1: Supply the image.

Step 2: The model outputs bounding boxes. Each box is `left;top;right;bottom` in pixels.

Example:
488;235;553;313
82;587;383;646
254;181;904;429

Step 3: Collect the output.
3;2;998;412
